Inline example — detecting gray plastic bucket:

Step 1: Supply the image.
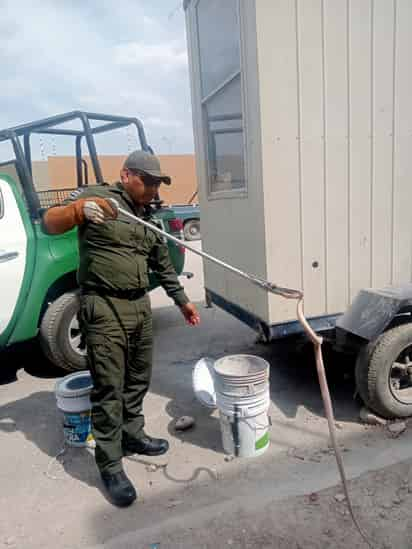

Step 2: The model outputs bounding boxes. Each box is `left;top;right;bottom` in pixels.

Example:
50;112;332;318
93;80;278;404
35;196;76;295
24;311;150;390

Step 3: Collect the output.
55;372;94;448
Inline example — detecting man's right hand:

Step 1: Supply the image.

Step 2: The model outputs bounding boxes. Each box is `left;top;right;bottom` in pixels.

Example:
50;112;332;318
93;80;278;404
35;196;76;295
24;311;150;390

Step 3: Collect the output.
83;198;118;224
42;196;118;235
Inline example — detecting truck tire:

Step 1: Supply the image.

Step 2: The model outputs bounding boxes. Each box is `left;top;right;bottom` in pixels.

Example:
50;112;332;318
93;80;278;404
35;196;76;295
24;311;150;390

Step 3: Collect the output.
355;324;412;418
39;291;87;372
183;219;201;241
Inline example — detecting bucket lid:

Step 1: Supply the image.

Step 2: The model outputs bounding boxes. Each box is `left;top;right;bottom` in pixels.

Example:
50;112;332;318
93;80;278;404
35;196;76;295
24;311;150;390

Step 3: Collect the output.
192;357;217;409
55;371;93;399
214;354;269;378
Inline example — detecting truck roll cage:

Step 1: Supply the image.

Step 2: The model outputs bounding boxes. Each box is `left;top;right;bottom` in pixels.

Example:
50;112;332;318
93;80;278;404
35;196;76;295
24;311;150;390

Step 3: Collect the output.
0;111;152;220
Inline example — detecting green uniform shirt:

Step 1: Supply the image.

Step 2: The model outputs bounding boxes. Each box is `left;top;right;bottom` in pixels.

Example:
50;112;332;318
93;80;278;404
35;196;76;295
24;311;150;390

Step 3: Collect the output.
63;182;189;307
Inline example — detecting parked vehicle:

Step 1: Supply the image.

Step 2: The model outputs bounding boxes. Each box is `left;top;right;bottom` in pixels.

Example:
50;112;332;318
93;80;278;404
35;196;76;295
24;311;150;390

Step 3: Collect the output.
0;111;186;372
170;203;201;241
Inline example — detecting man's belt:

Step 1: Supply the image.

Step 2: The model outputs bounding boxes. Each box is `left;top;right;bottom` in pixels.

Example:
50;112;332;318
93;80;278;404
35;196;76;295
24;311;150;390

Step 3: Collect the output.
82;287;147;300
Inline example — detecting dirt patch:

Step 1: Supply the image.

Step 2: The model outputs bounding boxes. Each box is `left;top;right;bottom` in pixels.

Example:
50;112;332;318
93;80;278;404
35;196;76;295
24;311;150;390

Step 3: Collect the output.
129;459;412;549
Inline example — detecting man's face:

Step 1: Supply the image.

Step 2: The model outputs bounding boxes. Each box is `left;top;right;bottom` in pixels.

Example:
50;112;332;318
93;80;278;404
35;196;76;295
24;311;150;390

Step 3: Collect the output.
121;169;161;205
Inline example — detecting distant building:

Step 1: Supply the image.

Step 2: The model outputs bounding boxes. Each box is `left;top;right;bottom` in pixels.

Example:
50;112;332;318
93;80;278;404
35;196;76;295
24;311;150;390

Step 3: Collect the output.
32;154;198;205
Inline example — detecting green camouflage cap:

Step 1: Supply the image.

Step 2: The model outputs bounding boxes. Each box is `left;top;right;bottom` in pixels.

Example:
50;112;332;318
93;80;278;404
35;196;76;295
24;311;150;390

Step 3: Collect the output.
123;150;171;185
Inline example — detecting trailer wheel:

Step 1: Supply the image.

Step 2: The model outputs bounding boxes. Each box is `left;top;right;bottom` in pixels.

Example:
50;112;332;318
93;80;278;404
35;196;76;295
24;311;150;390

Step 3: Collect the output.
184;219;201;241
355;324;412;418
39;291;87;372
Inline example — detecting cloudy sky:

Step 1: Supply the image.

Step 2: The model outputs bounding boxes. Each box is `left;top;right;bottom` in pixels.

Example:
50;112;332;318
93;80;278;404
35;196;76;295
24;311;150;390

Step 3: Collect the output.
0;0;194;160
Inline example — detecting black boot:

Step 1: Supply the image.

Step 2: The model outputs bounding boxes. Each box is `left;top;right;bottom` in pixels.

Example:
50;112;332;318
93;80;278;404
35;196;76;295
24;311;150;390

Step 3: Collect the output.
123;436;169;457
100;470;137;507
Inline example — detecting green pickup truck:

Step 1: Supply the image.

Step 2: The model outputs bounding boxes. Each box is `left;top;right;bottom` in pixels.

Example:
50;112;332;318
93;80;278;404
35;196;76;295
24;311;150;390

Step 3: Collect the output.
171;203;201;241
0;111;186;372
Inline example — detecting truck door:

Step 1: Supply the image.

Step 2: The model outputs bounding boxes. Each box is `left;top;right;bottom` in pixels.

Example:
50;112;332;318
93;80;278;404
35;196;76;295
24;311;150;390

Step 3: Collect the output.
0;177;29;344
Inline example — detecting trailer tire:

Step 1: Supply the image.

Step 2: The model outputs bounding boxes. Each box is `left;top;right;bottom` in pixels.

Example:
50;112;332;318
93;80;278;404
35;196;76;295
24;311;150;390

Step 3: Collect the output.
355;324;412;418
39;291;87;372
183;219;201;241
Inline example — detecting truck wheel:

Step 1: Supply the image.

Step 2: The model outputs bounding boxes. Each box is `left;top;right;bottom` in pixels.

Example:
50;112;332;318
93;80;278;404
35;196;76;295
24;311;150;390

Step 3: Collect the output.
184;219;201;241
355;324;412;418
39;291;87;372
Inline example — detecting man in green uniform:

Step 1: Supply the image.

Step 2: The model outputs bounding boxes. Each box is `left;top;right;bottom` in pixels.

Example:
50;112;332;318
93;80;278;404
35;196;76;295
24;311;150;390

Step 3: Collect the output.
43;151;200;507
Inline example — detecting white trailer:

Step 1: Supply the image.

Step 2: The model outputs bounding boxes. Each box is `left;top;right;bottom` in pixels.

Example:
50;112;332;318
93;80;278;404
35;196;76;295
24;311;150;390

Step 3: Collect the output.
184;0;412;419
184;0;412;339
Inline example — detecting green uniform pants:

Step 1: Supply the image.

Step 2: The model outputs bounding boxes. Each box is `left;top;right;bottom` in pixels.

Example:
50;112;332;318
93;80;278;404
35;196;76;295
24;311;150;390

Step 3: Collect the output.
80;293;153;474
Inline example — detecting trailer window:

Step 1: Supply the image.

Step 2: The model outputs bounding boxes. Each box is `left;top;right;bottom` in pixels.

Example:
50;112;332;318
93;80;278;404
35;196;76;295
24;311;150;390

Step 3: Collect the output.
197;0;241;98
196;0;246;195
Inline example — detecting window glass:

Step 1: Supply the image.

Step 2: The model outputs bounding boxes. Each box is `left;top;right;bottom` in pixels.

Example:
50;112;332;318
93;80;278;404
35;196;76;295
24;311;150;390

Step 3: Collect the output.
197;0;240;98
205;75;244;192
196;1;246;194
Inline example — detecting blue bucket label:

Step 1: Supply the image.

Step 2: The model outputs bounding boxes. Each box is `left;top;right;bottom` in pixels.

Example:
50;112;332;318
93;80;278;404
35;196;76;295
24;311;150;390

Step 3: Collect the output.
63;411;92;446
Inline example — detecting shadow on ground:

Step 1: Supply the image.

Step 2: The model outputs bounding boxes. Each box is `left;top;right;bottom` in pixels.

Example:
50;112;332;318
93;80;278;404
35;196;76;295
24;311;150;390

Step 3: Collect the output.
0;340;104;493
0;304;361;519
1;307;360;455
0;339;66;385
151;305;360;439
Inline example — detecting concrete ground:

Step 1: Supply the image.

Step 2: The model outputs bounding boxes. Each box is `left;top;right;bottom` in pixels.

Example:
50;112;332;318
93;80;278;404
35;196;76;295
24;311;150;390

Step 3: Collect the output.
1;242;412;549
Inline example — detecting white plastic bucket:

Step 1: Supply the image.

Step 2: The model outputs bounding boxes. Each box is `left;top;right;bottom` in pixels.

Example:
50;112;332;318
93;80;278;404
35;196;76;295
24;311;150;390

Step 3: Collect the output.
55;371;94;447
216;390;270;419
213;354;269;398
213;355;270;458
